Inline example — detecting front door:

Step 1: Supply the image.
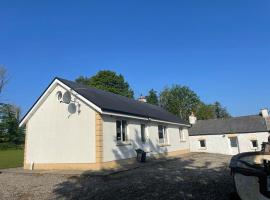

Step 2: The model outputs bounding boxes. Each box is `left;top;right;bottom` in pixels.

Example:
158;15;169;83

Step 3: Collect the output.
229;137;239;155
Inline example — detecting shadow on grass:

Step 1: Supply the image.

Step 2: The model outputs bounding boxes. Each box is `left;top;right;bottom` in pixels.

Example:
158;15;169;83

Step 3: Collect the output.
53;129;237;200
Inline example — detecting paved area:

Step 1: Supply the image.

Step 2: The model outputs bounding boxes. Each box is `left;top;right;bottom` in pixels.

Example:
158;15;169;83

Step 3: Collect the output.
0;153;234;200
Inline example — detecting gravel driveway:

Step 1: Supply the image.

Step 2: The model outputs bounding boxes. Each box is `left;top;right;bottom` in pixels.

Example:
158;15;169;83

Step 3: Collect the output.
0;153;234;200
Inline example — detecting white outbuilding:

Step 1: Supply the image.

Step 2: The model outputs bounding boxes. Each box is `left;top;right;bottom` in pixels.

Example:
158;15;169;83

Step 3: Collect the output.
20;77;190;170
189;109;270;155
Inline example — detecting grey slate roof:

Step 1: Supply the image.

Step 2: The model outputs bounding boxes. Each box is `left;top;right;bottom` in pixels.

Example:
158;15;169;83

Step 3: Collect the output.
57;78;188;125
189;115;269;136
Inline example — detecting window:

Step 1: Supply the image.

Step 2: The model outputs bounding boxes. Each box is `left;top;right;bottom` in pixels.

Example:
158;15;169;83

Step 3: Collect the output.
251;140;258;148
229;137;238;147
179;128;186;142
158;125;168;144
116;120;127;142
199;140;206;148
158;125;164;143
141;124;146;143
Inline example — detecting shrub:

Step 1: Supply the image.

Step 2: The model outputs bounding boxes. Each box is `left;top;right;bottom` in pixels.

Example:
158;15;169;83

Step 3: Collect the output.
0;142;24;150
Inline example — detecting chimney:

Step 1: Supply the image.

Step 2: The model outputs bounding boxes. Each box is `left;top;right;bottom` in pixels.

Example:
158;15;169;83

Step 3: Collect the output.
189;112;197;125
261;108;269;118
138;95;147;103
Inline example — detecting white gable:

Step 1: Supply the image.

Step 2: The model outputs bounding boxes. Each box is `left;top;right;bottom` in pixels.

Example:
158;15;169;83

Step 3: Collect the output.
19;79;102;127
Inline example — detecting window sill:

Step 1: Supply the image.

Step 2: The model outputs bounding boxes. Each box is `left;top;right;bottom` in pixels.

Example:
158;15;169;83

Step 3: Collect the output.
251;147;259;151
116;142;132;146
198;147;207;150
158;144;171;147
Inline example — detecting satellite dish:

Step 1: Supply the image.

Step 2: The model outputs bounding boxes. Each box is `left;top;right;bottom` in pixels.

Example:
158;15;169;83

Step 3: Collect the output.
56;91;62;101
62;91;71;104
68;103;77;114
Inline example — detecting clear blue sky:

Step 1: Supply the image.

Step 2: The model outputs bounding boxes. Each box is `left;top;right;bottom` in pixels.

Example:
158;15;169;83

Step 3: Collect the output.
1;0;270;117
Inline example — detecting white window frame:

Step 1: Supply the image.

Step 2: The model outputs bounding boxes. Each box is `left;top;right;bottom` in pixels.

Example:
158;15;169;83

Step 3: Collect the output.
179;128;186;142
229;137;238;148
158;125;169;145
250;139;258;150
116;120;129;144
199;139;206;149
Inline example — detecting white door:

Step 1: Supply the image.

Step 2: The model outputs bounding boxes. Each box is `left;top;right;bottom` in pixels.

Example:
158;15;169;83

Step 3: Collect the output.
229;137;240;155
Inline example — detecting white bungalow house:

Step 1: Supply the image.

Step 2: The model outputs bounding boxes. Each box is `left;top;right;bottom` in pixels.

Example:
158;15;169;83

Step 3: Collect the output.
189;110;270;155
20;77;190;170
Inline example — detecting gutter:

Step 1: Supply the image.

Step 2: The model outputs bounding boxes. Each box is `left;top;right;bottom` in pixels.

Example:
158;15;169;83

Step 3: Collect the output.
102;111;190;127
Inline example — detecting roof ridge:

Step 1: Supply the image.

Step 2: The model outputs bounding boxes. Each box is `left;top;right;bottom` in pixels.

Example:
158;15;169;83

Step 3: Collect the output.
196;114;262;123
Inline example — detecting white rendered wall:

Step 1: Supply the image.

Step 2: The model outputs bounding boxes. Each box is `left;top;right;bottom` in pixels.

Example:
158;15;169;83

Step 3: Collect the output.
189;132;269;155
237;132;269;153
189;134;231;154
26;84;96;164
102;115;190;162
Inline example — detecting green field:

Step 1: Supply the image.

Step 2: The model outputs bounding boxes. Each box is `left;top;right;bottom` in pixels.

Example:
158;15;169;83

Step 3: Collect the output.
0;149;24;169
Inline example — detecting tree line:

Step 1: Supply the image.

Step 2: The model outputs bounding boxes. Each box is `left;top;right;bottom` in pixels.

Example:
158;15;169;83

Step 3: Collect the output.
0;68;230;148
0;66;24;148
76;70;230;121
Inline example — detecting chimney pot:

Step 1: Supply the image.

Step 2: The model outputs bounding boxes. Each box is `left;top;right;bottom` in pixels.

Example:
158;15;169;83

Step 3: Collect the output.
189;112;197;124
138;95;147;103
261;108;269;118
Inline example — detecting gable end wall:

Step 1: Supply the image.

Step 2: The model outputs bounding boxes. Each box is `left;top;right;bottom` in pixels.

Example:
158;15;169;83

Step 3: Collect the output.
24;84;96;168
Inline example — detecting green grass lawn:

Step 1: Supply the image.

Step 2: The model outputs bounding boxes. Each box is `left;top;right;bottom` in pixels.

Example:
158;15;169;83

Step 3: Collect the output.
0;149;24;169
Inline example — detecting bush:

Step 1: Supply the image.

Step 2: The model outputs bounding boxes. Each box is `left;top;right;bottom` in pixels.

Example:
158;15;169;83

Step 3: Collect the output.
0;143;24;150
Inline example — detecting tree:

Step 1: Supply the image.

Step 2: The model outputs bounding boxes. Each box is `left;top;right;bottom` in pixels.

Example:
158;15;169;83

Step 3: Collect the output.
159;85;200;120
146;89;158;105
76;70;134;98
0;104;25;144
195;103;215;120
0;66;7;94
195;101;231;120
213;101;231;118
